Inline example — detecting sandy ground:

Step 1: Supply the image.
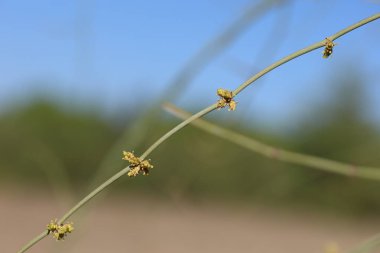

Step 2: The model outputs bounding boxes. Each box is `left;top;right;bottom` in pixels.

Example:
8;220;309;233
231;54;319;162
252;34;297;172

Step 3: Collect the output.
1;186;379;253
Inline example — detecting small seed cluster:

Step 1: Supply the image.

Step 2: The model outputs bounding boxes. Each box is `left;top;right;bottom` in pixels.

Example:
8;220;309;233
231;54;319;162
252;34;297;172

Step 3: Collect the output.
323;38;336;58
216;88;236;111
47;220;74;241
123;151;154;177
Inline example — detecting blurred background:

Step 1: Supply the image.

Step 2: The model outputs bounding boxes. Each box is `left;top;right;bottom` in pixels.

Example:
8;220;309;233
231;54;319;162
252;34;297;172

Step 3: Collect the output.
1;0;380;252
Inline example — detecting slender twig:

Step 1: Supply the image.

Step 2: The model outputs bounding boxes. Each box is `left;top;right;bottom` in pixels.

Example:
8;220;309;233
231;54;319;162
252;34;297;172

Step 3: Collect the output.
60;104;217;223
16;105;217;253
140;104;217;159
233;13;380;96
17;232;48;253
86;0;284;191
68;1;288;237
163;103;380;181
17;13;380;253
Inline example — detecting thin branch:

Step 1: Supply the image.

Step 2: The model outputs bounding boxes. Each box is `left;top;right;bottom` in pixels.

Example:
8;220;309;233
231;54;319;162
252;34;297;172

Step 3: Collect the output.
17;232;48;253
17;13;380;253
140;104;217;159
17;105;217;253
85;0;285;192
163;103;380;181
233;13;380;95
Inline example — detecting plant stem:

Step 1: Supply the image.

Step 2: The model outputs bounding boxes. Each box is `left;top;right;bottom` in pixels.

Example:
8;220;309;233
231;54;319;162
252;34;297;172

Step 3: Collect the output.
17;105;217;253
59;104;217;222
17;232;47;253
332;13;380;41
164;103;380;181
58;165;132;224
233;13;380;95
140;104;217;159
88;0;284;190
17;13;380;253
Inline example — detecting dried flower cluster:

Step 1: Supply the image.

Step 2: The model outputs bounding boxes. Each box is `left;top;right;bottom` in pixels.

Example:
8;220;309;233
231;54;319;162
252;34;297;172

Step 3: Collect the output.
122;151;154;177
47;220;74;241
323;38;336;58
216;88;236;111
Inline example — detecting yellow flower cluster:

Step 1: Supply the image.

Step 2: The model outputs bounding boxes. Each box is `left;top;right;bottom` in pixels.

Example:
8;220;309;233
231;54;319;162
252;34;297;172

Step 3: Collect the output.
47;220;74;241
216;88;236;111
122;151;154;177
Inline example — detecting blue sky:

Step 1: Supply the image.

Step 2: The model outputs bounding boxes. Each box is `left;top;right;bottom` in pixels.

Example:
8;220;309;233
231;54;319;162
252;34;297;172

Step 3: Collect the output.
0;0;379;133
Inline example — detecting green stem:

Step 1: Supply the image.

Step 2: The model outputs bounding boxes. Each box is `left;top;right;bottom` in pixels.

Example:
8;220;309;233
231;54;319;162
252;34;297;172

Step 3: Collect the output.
86;0;286;192
140;104;217;159
164;103;380;181
17;232;47;253
17;13;380;253
17;106;217;253
58;165;131;224
332;13;380;41
17;104;215;253
59;104;217;224
233;13;380;95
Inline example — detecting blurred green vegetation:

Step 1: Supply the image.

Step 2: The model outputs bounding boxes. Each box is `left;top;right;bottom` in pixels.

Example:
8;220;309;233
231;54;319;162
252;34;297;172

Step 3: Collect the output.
0;101;119;187
1;76;380;217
